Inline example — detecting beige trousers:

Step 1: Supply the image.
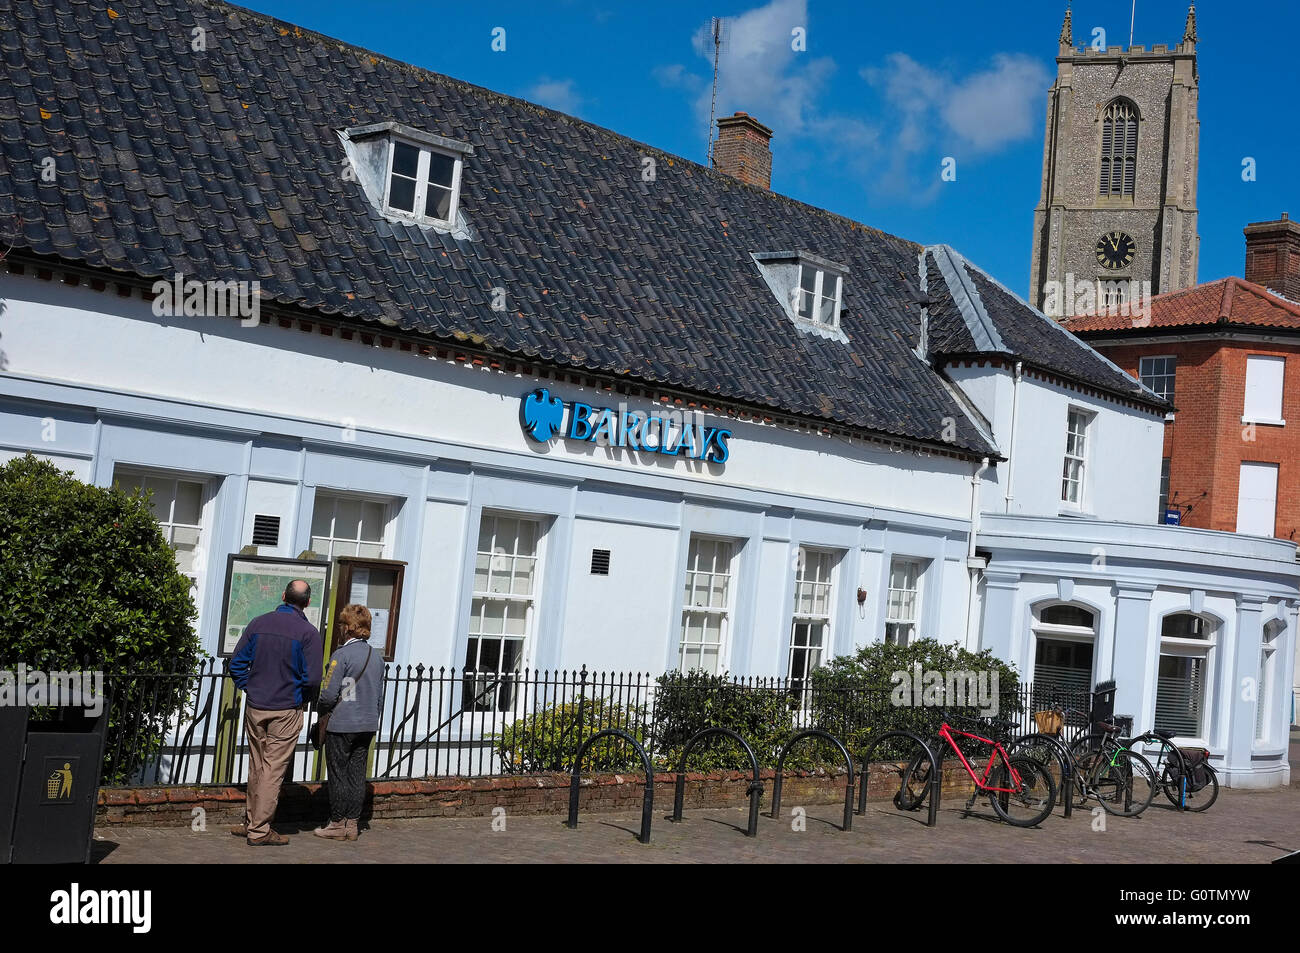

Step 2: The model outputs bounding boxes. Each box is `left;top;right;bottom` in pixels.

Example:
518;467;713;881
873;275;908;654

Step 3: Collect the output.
244;706;303;839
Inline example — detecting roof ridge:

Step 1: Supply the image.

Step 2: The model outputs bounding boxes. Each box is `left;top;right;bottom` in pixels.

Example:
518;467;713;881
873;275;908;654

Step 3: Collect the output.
1228;276;1300;319
944;247;1167;408
927;245;1006;353
199;0;915;249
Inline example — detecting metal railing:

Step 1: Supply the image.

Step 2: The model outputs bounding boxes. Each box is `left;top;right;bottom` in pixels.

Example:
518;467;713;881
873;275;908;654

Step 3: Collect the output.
95;660;1096;787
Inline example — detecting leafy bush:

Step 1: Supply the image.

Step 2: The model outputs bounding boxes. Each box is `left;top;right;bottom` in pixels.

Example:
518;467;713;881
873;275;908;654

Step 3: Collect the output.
496;698;648;773
650;670;800;771
810;638;1021;760
0;455;203;781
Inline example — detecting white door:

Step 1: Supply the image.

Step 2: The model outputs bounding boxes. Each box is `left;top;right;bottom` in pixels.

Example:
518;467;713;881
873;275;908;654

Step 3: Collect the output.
1236;462;1279;537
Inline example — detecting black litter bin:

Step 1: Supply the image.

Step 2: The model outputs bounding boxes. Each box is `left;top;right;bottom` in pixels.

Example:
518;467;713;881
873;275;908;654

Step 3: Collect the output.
1091;679;1117;731
3;690;109;864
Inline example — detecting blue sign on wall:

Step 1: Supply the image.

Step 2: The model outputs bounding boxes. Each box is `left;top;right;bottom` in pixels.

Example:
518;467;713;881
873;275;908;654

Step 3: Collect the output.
520;388;731;464
1164;508;1182;525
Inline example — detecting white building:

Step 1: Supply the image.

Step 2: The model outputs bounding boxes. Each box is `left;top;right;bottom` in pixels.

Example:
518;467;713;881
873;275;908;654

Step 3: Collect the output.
0;0;1294;785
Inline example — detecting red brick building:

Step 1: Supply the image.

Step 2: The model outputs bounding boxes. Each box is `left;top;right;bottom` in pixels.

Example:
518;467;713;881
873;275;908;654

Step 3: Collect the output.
1067;215;1300;547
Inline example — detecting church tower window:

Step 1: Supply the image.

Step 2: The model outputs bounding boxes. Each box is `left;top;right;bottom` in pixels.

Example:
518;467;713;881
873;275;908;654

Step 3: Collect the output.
1099;99;1139;197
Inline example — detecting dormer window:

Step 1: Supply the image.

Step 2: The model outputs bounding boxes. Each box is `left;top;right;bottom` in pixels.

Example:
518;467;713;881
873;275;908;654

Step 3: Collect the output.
385;139;460;223
752;250;850;341
796;263;842;329
340;122;474;231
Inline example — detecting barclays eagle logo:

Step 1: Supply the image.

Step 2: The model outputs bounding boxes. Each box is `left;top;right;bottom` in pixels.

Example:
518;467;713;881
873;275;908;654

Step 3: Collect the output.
521;388;566;442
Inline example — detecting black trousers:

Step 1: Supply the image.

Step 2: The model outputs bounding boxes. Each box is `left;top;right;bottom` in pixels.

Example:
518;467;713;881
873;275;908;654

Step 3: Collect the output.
324;731;374;821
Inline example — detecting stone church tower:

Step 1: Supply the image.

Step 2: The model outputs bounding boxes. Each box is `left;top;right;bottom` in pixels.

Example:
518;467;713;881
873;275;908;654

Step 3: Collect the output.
1029;4;1200;316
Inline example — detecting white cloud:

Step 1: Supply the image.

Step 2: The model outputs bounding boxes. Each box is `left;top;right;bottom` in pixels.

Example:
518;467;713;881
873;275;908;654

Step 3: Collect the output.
528;78;583;115
864;52;1050;153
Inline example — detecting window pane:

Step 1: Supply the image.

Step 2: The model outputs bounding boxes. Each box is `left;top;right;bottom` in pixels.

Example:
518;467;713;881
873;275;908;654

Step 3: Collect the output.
357;542;384;559
173;480;203;525
425;184;452;221
474;553;490;593
171;526;201;573
427;152;455;188
391;141;419;178
333;498;361;541
360;501;385;542
388;175;416;212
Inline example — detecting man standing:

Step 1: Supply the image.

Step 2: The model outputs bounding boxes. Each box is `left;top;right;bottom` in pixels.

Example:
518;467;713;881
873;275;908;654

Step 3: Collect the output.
227;580;323;846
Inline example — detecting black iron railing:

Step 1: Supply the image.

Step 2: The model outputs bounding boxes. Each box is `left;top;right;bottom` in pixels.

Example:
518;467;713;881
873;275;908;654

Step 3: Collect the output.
92;660;1095;787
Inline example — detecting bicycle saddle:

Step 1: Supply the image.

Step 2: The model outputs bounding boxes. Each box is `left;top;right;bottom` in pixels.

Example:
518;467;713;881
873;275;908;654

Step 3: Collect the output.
1152;728;1176;740
984;717;1019;732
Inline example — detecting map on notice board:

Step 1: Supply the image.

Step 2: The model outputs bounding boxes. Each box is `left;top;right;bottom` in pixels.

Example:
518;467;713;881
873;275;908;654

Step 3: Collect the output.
219;556;331;656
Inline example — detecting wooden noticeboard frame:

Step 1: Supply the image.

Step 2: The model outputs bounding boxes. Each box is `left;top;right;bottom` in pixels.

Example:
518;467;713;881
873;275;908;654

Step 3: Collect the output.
330;556;406;662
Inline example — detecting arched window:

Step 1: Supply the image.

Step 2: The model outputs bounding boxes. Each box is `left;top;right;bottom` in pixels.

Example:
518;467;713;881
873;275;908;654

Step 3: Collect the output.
1155;612;1217;738
1256;619;1284;743
1032;604;1096;709
1099;99;1138;197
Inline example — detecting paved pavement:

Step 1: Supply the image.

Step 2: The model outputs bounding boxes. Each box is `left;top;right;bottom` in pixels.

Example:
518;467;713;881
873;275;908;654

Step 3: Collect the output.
92;733;1300;864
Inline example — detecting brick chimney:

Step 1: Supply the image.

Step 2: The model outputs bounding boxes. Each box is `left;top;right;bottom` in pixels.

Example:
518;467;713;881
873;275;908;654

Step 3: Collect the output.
713;112;773;189
1244;213;1300;301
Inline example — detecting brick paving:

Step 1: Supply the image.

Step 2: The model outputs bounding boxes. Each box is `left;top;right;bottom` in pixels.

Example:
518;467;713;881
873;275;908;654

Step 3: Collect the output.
91;735;1300;864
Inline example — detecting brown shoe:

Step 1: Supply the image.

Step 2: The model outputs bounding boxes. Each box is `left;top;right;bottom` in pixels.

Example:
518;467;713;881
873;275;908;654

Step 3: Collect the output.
313;819;349;840
229;824;247;837
246;831;289;847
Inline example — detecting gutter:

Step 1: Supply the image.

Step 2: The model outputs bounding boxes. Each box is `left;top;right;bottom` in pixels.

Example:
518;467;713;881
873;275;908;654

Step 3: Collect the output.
965;455;991;651
1004;360;1023;512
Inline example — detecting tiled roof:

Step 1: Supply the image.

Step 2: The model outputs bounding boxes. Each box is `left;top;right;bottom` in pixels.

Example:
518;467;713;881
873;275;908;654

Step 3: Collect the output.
0;0;1156;454
922;247;1165;408
1066;277;1300;334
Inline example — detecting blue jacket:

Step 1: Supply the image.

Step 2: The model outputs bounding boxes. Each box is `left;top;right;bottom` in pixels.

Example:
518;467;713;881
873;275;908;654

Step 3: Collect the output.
228;604;323;710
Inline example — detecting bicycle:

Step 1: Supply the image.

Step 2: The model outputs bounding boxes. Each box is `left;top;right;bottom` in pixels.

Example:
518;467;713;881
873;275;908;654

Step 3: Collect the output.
895;710;1057;827
1065;719;1161;817
1073;726;1219;812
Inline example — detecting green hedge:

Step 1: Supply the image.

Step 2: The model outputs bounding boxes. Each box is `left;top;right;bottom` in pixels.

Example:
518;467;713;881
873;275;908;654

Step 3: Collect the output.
0;455;203;782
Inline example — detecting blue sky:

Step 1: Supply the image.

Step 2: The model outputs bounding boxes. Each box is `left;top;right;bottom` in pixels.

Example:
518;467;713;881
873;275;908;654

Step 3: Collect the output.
247;0;1296;297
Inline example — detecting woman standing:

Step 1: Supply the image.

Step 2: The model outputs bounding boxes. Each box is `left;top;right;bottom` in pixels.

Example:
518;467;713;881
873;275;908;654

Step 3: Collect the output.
313;604;383;841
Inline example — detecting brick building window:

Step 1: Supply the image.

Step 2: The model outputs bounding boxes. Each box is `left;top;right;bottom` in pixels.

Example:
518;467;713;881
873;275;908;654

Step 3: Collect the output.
1158;457;1171;521
1099;99;1138;197
1139;355;1177;402
1243;355;1285;424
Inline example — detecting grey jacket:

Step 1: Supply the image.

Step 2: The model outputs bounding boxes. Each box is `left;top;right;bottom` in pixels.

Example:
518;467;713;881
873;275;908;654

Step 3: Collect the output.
317;639;382;734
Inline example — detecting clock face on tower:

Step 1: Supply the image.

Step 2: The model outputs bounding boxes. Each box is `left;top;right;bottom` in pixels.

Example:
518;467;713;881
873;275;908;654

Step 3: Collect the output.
1095;231;1136;270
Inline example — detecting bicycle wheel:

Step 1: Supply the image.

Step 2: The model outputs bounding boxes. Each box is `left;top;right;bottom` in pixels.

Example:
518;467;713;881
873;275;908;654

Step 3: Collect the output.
1180;764;1216;816
987;755;1056;827
1008;734;1070;810
894;749;933;810
1091;749;1157;817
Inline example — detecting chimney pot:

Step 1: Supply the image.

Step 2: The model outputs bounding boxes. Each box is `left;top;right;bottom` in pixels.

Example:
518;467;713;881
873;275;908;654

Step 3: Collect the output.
713;112;773;190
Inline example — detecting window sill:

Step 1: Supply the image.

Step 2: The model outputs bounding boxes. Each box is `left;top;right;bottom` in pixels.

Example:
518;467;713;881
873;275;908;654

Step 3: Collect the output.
1241;416;1285;427
1057;507;1094;519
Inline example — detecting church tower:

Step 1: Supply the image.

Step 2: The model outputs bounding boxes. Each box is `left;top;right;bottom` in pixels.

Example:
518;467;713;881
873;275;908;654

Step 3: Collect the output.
1029;4;1200;316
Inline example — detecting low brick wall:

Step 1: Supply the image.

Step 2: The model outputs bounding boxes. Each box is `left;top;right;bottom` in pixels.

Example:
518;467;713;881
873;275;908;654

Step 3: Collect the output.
95;761;980;828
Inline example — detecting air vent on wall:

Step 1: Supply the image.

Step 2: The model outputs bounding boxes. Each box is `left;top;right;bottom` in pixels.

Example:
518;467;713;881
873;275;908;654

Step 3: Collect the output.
252;514;281;547
590;549;611;575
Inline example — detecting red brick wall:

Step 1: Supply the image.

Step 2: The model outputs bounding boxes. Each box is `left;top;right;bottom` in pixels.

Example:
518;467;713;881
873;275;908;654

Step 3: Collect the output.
1093;338;1300;541
95;763;981;829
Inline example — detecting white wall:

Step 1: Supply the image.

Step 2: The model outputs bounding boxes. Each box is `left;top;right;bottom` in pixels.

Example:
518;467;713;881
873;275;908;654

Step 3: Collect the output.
0;276;976;521
947;362;1163;523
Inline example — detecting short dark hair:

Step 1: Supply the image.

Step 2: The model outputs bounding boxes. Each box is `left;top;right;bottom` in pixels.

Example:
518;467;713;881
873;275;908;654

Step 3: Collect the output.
283;579;311;607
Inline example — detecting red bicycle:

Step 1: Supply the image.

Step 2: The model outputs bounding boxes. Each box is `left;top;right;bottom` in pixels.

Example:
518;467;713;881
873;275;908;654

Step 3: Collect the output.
895;712;1057;827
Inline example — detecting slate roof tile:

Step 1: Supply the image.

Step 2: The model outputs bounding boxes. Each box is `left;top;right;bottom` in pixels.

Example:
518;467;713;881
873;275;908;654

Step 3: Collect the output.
0;0;1146;455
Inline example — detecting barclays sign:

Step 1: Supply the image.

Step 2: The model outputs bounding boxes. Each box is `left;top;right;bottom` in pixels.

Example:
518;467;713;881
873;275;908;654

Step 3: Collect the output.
520;388;732;464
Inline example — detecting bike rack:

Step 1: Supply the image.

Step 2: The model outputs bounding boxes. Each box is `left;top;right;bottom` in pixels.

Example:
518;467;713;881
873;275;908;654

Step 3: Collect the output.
769;729;855;832
670;727;763;837
1009;732;1075;818
565;728;653;844
857;730;941;828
